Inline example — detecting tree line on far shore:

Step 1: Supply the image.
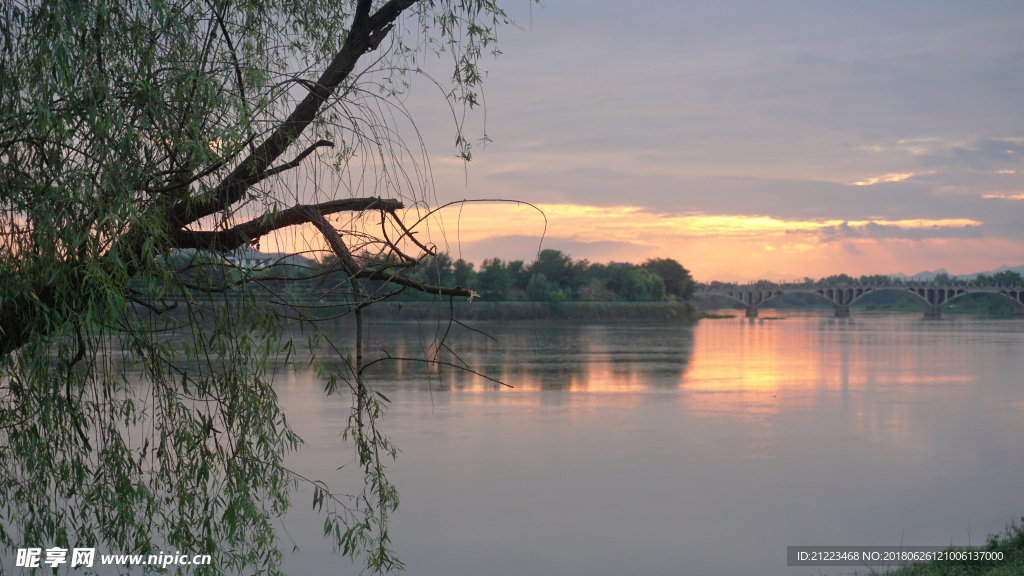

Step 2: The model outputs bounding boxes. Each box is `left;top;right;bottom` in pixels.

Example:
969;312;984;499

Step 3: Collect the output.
326;249;697;303
709;270;1024;288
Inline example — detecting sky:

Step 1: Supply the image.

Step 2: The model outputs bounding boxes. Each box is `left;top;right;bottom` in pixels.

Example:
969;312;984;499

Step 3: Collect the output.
316;0;1024;283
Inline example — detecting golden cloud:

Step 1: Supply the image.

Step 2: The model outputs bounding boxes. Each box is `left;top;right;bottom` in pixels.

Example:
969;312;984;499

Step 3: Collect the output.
420;203;982;245
262;202;991;282
852;172;921;186
982;192;1024;200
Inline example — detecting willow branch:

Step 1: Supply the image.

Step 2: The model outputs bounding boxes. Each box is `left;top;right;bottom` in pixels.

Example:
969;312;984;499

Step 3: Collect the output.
167;0;419;227
355;268;475;298
257;139;334;181
302;206;361;275
386;208;436;256
171;197;402;251
302;206;475;298
357;355;510;387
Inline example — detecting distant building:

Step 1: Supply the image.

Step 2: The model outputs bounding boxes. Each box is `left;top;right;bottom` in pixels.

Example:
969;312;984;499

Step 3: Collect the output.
225;255;271;270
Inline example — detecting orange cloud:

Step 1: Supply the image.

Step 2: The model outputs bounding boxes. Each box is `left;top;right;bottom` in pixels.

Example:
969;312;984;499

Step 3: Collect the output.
982;192;1024;200
258;202;1009;282
417;203;980;243
852;172;926;186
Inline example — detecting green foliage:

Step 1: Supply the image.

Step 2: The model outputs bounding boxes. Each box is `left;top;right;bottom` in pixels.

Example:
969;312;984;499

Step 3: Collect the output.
507;260;530;291
604;264;664;302
525;272;563;302
876;518;1024;576
476;258;511;300
453;258;476;288
413;253;455;288
944;293;1019;317
628;268;666;302
642;258;695;299
973;271;1024;286
527;250;581;291
817;273;856;285
394;252;699;304
0;0;530;573
859;274;895;285
857;291;930;311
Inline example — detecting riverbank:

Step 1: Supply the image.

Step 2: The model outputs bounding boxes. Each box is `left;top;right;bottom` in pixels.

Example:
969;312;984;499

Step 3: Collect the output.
343;300;703;323
837;521;1024;576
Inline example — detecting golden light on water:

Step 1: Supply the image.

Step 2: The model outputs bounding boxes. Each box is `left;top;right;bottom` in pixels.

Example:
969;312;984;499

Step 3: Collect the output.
376;314;977;423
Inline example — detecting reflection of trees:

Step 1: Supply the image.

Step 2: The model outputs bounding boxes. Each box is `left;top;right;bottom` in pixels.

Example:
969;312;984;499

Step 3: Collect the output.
352;323;695;391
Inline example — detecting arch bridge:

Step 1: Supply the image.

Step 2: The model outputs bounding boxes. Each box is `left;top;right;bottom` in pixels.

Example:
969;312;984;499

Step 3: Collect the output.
694;283;1024;318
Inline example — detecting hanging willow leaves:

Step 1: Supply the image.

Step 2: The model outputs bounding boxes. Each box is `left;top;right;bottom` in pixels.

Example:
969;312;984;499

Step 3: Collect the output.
0;0;530;573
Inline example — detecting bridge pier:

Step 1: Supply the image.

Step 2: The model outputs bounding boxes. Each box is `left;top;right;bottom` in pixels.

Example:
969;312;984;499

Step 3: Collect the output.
696;283;1024;320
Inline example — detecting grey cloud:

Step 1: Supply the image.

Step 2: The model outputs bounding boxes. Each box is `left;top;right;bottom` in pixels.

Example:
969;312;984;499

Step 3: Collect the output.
862;222;984;241
811;222;865;241
482;163;1024;242
920;139;1024;170
816;222;985;242
487;167;678;206
473;0;1024;164
455;235;656;265
843;243;863;256
415;0;1024;266
486;167;983;220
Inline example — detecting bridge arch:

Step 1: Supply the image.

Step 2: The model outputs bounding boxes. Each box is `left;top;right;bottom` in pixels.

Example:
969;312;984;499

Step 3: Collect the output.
852;286;1024;316
701;289;787;317
993;289;1024;313
937;288;1024;315
696;283;1024;318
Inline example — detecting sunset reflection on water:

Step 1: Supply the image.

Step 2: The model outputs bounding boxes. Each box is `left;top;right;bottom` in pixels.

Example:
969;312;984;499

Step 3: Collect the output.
357;321;692;396
355;312;978;408
280;311;1024;576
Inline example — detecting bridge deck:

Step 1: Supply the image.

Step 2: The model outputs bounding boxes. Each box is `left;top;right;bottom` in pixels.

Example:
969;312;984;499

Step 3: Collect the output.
694;283;1024;318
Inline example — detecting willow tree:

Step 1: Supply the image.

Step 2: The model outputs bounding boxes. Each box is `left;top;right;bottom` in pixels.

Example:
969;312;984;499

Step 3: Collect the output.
0;0;521;572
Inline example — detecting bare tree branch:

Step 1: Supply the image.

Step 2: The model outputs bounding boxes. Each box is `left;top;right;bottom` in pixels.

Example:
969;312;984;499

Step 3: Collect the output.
355;268;475;298
167;0;419;228
257;139;334;181
171;197;402;251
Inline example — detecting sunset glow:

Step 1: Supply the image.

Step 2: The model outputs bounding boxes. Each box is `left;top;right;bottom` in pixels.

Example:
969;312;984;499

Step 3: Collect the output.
257;201;1010;283
981;192;1024;200
852;172;920;186
409;203;982;243
254;0;1024;285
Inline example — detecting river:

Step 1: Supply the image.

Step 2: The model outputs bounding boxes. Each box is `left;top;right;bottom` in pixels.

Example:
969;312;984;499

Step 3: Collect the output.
277;311;1024;575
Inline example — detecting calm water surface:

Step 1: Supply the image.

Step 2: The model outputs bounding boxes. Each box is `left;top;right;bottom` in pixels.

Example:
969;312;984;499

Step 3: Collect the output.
278;311;1024;575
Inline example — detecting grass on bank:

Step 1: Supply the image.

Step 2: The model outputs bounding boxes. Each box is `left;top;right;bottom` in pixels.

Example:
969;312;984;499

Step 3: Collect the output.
838;520;1024;576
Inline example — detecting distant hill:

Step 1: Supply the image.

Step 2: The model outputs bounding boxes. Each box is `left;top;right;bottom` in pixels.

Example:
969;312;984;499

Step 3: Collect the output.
889;264;1024;281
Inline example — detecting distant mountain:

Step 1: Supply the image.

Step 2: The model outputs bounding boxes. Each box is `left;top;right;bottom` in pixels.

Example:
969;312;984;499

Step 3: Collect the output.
889;264;1024;281
752;269;794;282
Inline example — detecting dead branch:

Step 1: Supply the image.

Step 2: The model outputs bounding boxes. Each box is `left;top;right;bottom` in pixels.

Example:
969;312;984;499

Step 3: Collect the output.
171;197;402;251
166;0;419;228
